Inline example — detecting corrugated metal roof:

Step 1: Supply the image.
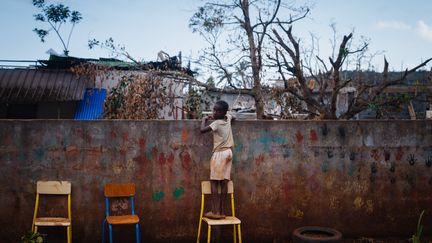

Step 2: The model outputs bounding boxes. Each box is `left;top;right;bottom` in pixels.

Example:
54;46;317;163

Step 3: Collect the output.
74;88;106;120
0;68;91;103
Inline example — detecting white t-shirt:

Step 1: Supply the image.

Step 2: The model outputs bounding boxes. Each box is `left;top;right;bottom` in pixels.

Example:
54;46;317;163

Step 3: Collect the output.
209;114;234;152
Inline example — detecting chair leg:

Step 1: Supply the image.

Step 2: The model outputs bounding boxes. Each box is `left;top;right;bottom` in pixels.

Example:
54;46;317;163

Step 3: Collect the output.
237;224;242;243
34;226;38;233
233;225;237;243
207;225;211;243
67;226;71;243
197;219;202;243
135;223;140;243
102;219;106;243
109;224;113;243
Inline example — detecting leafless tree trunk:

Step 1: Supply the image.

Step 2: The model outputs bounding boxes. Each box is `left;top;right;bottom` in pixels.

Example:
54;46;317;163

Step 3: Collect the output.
270;23;432;119
190;0;309;118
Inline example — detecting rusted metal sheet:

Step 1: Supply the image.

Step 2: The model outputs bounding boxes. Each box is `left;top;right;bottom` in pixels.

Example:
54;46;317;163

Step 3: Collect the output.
0;68;91;103
0;120;431;242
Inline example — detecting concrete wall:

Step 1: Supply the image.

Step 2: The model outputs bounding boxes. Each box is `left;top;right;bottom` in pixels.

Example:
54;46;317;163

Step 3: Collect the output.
0;120;431;242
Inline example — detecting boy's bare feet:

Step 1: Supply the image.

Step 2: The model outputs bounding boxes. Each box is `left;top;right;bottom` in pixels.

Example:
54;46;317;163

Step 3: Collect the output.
204;211;226;219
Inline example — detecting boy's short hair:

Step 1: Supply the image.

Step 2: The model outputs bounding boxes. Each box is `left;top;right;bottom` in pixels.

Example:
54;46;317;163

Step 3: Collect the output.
215;100;229;112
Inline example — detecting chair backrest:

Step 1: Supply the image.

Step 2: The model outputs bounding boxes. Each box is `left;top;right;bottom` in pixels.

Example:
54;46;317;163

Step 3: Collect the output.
105;183;135;197
37;181;71;195
199;181;237;218
201;181;234;194
32;181;72;231
104;183;136;216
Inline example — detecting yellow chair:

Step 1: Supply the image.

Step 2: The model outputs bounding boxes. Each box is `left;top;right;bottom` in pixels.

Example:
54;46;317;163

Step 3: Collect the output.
197;180;242;243
31;181;72;243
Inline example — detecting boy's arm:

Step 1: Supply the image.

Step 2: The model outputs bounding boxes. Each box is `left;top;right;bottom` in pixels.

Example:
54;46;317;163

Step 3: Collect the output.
200;116;212;133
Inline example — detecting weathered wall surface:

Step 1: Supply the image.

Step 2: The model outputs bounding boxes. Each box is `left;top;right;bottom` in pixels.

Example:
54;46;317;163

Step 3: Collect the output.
0;120;431;242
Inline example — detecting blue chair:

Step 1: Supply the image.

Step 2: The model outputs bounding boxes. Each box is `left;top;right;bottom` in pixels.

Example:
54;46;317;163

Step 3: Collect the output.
102;183;141;243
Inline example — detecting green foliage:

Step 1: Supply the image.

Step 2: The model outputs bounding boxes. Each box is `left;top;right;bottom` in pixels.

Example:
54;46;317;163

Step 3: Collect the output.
106;75;134;113
88;38;126;56
411;210;425;243
20;231;45;243
367;93;414;118
185;87;204;119
189;5;226;33
341;47;349;57
88;37;141;64
206;76;216;87
88;37;120;51
33;29;49;42
87;38;100;49
32;0;82;56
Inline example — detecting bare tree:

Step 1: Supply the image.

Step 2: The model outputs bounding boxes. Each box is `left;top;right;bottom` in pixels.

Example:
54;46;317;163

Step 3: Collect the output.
189;0;309;118
270;23;432;119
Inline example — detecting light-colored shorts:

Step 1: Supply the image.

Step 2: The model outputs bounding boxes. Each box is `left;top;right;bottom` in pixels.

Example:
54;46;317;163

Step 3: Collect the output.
210;148;233;180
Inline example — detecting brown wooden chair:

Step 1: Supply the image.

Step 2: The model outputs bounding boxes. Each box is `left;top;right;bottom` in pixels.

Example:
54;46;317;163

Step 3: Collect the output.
102;183;141;243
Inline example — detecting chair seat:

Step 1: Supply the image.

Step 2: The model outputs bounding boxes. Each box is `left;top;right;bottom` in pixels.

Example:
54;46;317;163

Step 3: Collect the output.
203;216;241;225
107;215;140;224
34;217;71;226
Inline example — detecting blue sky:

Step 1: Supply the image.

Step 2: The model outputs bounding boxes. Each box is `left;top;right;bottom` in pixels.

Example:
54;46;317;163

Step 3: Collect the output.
1;0;431;74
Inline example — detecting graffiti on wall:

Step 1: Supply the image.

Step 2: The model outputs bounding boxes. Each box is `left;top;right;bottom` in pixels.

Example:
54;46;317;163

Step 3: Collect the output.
0;120;431;242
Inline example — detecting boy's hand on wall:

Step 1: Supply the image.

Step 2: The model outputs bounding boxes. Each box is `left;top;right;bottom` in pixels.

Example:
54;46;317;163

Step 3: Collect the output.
200;116;213;133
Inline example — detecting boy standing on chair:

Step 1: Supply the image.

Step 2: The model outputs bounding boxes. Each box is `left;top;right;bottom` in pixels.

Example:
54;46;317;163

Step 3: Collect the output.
200;100;235;220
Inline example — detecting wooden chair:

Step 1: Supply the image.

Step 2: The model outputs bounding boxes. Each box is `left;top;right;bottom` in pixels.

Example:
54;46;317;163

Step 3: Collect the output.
32;181;72;243
196;181;242;243
102;183;141;243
